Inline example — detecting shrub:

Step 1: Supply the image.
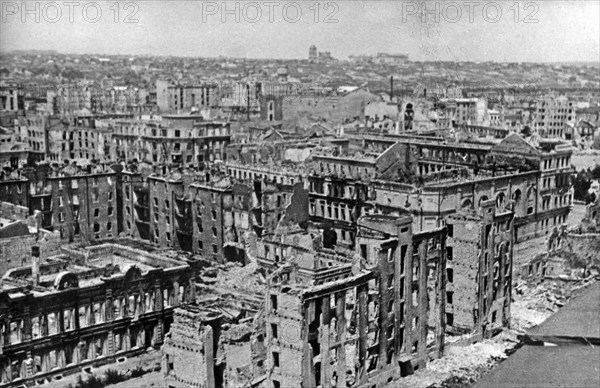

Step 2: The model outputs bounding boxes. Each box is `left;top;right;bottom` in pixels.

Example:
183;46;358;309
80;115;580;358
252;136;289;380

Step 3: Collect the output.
104;369;126;385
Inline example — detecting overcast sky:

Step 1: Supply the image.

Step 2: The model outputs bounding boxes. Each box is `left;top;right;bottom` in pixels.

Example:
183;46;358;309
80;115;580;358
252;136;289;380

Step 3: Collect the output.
1;0;599;62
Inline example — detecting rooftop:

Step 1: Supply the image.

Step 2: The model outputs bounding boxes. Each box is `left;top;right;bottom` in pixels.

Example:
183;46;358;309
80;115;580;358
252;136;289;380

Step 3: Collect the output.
1;241;193;296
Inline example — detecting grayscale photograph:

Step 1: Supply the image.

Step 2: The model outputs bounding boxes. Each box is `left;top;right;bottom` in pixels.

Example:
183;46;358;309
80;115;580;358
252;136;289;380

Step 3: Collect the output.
0;1;599;387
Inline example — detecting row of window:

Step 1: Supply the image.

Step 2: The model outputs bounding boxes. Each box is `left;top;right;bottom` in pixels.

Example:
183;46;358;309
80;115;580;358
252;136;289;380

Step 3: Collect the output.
542;156;570;170
309;200;352;222
0;287;185;346
228;167;296;185
1;328;152;383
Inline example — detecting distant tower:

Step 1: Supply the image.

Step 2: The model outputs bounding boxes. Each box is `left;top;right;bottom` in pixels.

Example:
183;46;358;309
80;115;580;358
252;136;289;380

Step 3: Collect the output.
277;66;289;83
309;45;317;60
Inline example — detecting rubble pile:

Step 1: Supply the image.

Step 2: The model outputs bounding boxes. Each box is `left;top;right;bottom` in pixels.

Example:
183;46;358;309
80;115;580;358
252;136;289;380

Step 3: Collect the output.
391;336;516;388
195;262;266;321
391;275;598;388
511;274;598;331
214;262;266;295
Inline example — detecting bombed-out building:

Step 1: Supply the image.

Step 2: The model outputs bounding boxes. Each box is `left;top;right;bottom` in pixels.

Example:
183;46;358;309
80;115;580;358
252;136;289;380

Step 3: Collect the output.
44;115;113;162
0;201;62;276
162;304;264;388
445;200;514;338
0;162;118;243
257;210;448;388
111;115;230;167
121;166;240;263
0;242;200;387
308;142;413;250
351;133;573;242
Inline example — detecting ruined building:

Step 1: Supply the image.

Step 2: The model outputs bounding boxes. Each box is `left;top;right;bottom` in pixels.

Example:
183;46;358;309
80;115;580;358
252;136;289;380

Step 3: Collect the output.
120;163;304;263
156;174;516;387
156;80;219;112
341;133;574;242
260;213;447;388
445;200;514;338
162;248;267;388
0;242;200;386
112;115;230;167
45;115;113;162
0;201;61;275
121;167;240;263
162;305;263;388
0;162;118;243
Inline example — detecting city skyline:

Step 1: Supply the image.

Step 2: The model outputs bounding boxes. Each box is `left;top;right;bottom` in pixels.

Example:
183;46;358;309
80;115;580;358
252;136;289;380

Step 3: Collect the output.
1;1;599;63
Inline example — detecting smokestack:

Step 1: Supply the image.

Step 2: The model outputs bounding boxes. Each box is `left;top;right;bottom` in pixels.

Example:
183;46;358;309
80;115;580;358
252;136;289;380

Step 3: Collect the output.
390;77;394;101
31;246;40;286
246;84;250;121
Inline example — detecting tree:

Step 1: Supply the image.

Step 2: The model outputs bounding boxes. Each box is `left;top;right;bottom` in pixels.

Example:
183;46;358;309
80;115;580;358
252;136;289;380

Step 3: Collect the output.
572;172;591;202
590;165;600;181
323;227;337;249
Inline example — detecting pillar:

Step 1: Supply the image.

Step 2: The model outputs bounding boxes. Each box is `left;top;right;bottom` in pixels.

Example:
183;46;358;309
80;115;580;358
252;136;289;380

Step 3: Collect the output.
154;279;164;346
320;295;330;388
106;288;115;355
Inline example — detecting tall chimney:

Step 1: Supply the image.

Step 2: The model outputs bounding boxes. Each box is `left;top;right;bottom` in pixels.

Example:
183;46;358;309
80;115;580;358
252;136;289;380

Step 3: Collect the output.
31;246;40;286
246;84;250;121
390;76;394;101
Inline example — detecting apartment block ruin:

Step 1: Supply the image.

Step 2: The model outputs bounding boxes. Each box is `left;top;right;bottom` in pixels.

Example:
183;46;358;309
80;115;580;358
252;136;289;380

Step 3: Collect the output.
112;115;230;167
256;209;448;388
0;162;118;244
445;200;514;338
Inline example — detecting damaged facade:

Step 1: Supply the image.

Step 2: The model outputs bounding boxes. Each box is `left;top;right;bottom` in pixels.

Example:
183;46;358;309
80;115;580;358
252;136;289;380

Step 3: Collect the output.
112;116;230;167
445;200;514;337
0;162;118;244
346;133;573;242
0;242;200;386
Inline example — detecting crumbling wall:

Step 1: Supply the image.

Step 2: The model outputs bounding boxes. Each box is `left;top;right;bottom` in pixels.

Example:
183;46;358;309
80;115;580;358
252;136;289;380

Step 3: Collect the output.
0;201;30;220
162;309;217;388
279;183;309;229
0;227;61;275
561;232;600;271
219;322;254;387
446;218;481;334
265;287;305;388
377;142;418;180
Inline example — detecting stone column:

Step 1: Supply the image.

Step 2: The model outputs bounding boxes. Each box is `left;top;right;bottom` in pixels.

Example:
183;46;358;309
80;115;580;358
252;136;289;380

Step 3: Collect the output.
320;295;331;388
336;291;347;388
204;326;215;388
173;281;180;306
106;288;115;356
357;286;368;367
154;280;164;346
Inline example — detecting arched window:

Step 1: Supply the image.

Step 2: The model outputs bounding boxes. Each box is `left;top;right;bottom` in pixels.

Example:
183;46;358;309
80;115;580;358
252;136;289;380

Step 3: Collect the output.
461;198;473;210
479;195;489;207
496;192;506;208
512;189;522;203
